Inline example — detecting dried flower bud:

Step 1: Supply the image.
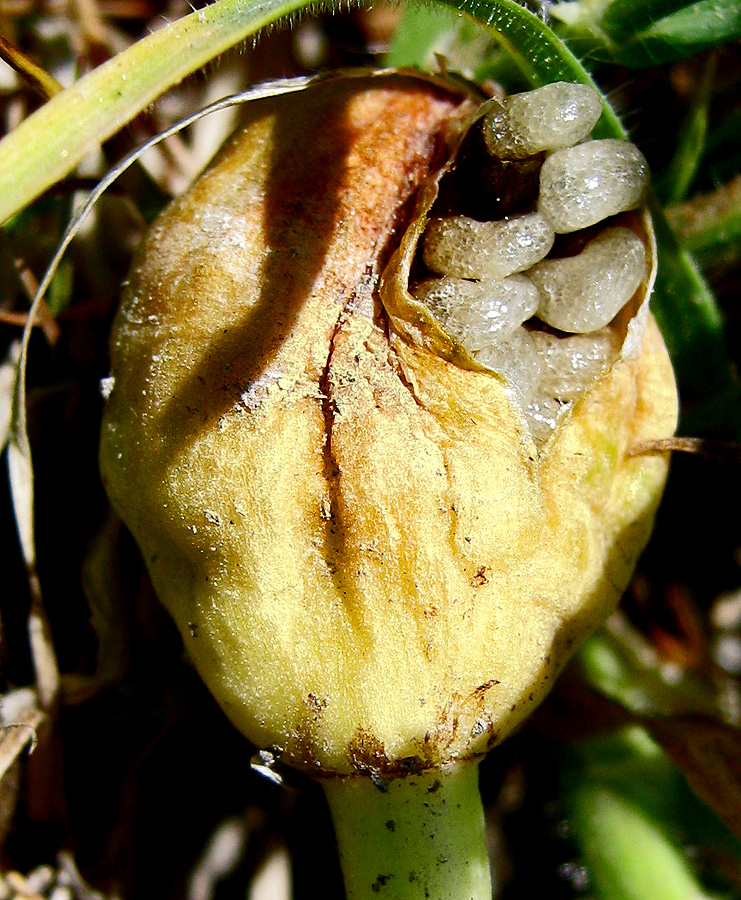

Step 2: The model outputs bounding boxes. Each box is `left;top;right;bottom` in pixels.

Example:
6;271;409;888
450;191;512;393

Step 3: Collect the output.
100;72;677;777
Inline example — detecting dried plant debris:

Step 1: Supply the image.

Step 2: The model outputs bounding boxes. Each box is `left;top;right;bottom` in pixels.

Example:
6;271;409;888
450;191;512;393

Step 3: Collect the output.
0;853;114;900
0;689;43;784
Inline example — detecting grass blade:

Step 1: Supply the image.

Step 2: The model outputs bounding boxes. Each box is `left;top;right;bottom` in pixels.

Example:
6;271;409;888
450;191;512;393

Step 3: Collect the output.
655;55;715;206
0;0;313;224
0;0;630;226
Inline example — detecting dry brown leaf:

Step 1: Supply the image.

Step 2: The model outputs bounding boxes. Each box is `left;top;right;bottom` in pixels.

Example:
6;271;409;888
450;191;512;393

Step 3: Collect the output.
647;715;741;841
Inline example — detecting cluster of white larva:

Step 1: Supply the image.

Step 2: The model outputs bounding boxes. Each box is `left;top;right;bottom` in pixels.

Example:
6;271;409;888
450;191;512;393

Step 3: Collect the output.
411;82;649;446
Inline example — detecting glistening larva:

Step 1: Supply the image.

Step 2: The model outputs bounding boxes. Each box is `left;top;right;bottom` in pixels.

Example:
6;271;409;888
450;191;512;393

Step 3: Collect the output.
406;82;651;446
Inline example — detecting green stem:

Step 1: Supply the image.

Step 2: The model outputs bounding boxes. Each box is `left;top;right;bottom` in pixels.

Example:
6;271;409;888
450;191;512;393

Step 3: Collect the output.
322;762;491;900
570;780;718;900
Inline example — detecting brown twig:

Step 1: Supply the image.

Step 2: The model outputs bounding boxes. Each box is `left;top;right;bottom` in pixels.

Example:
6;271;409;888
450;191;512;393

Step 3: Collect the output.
629;436;741;463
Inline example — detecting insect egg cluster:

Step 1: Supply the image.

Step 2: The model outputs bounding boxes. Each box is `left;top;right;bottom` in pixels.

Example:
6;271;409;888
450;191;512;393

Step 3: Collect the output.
410;82;650;446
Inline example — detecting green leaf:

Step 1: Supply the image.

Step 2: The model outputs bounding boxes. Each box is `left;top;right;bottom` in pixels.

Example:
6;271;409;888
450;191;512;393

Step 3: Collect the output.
648;198;737;417
601;0;719;41
386;4;465;70
577;627;719;719
574;630;741;853
552;0;741;67
618;0;741;67
561;727;734;900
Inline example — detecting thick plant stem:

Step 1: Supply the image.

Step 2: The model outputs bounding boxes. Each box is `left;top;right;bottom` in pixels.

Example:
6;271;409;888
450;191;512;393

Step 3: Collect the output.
322;762;491;900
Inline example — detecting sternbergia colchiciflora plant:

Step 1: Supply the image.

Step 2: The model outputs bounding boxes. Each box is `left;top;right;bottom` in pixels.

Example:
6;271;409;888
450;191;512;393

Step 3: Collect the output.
100;71;678;900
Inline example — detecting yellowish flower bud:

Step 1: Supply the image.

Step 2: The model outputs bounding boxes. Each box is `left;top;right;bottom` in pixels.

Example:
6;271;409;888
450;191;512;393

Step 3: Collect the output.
100;72;677;780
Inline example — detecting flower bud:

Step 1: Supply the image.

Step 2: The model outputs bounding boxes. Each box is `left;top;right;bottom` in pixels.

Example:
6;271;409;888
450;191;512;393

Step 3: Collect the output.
100;72;677;777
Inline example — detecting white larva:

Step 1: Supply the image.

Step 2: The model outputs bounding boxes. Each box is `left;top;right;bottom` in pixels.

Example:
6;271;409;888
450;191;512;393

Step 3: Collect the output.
538;140;649;233
411;81;650;446
529;228;647;333
412;275;539;347
422;213;554;280
481;81;602;159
